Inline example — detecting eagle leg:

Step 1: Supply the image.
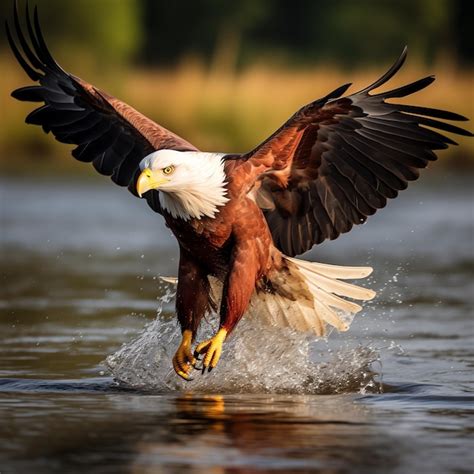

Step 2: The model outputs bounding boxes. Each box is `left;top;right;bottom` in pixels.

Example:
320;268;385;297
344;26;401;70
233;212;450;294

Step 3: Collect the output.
193;241;258;373
174;249;212;380
193;328;228;373
172;329;197;381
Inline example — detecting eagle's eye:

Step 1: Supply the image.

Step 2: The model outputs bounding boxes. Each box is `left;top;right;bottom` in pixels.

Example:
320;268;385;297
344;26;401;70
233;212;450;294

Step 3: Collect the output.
162;165;174;175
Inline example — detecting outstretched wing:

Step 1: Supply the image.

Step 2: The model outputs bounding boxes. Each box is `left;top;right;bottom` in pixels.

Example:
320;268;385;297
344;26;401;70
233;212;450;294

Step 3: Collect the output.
242;47;472;256
6;3;198;213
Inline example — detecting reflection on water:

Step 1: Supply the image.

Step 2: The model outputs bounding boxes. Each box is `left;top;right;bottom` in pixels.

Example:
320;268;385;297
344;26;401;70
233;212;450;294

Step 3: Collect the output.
130;394;383;473
1;174;473;473
2;387;396;474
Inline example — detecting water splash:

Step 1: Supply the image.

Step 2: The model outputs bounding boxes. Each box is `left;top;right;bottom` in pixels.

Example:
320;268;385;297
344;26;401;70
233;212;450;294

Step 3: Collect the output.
106;288;381;395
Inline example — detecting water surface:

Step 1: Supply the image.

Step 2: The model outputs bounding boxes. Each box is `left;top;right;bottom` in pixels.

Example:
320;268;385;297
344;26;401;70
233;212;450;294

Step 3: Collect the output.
1;173;473;473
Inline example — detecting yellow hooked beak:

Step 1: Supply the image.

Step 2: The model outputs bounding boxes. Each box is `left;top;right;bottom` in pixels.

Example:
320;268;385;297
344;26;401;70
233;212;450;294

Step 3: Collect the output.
136;168;169;197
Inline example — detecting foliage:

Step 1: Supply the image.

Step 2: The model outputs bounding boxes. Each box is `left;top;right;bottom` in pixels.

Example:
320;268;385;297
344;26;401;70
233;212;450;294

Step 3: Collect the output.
0;0;473;69
140;0;473;69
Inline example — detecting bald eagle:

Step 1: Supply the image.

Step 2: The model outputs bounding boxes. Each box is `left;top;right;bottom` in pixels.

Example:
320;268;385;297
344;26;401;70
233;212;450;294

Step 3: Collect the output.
7;4;472;380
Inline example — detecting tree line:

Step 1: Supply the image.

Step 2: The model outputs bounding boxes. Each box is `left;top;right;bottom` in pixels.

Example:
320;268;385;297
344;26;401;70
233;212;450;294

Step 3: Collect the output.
1;0;472;69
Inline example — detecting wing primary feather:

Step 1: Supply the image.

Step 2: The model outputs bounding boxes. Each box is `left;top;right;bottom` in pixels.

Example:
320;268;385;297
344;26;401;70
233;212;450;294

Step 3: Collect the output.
353;126;430;168
33;5;64;74
95;135;134;176
325;177;364;224
395;104;469;122
318;175;353;231
11;85;44;101
54;118;111;145
42;88;76;104
311;183;339;240
100;135;138;176
325;83;352;101
357;46;408;94
111;142;142;185
348;133;411;187
44;100;85;112
332;150;390;207
81;127;120;161
25;107;90;127
302;205;315;250
416;117;473;137
24;104;49;124
305;192;324;245
13;0;44;70
374;76;435;99
358;126;448;152
72;143;90;162
340;135;406;192
74;128;119;164
335;146;379;191
352;122;437;161
51;113;102;135
25;2;44;66
330;155;386;210
326;170;375;217
5;21;41;81
358;116;457;146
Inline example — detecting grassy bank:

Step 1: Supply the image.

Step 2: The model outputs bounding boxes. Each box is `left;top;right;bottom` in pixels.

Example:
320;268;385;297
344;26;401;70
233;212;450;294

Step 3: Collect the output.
1;54;473;175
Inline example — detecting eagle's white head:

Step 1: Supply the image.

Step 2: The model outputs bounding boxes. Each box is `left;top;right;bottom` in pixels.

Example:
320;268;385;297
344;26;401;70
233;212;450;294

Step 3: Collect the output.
137;150;229;221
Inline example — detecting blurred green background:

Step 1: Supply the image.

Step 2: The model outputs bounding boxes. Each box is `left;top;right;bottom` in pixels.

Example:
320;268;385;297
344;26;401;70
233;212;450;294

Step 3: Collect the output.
1;0;473;174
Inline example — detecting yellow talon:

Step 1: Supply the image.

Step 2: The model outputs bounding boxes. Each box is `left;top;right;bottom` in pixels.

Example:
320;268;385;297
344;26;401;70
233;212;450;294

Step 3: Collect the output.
194;328;227;371
172;330;196;381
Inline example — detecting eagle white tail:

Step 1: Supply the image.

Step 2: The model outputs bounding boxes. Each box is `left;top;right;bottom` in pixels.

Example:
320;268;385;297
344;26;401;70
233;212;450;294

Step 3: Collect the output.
245;256;376;337
163;257;375;337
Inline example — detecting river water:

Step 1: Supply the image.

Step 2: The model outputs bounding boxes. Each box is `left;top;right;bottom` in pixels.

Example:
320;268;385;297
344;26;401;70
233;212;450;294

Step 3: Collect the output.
0;172;473;473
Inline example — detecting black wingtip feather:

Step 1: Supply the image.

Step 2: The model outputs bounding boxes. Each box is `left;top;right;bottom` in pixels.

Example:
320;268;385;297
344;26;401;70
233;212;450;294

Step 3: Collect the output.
395;104;470;122
25;1;44;64
416;116;473;138
377;75;435;99
5;19;41;81
358;46;408;95
11;85;44;101
33;4;63;74
326;83;352;101
25;104;49;125
13;0;42;70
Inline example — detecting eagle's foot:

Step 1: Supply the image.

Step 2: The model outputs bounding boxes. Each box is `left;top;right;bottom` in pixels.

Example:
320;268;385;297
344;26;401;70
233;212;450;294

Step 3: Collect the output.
194;328;227;373
172;330;197;381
